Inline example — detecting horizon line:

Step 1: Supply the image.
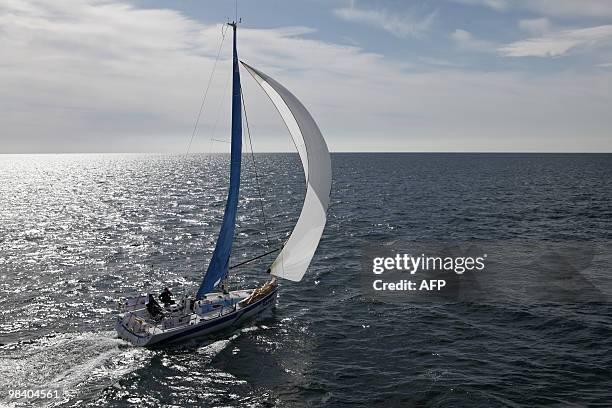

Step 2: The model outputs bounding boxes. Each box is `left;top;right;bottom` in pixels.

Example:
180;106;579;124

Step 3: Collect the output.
1;151;612;155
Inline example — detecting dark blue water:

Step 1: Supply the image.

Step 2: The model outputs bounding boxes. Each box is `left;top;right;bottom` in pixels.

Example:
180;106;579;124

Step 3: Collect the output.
1;153;611;407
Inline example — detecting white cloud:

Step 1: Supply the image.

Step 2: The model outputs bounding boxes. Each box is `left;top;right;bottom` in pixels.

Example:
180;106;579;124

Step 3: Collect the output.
333;5;436;39
520;0;612;18
449;0;612;18
499;25;612;57
518;18;551;35
0;0;395;152
450;0;509;12
596;62;612;68
1;0;611;153
450;29;496;52
417;56;465;67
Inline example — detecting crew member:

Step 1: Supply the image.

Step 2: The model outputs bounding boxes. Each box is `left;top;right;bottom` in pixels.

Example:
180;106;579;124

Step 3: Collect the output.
159;287;174;306
146;294;163;318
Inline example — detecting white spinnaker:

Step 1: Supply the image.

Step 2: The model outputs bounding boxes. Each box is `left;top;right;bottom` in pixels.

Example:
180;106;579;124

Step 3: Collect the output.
241;61;331;282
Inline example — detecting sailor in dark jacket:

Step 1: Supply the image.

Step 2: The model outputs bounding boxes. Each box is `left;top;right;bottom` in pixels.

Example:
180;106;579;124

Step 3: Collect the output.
146;294;163;319
159;287;174;306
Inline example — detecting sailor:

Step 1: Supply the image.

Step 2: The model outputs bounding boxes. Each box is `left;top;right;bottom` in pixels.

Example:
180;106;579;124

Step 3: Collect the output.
146;294;163;319
220;281;229;295
159;287;174;306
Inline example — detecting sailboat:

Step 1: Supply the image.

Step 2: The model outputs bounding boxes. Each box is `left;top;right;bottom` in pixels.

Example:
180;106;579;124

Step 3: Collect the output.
116;21;331;347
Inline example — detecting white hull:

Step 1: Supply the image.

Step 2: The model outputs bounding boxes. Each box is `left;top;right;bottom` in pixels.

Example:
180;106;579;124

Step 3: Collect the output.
116;287;277;347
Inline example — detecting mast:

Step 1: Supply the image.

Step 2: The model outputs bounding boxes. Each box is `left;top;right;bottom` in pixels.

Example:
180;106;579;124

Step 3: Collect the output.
196;22;243;299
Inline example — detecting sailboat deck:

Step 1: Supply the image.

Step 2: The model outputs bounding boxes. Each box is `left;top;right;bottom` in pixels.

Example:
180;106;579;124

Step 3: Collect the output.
118;289;254;336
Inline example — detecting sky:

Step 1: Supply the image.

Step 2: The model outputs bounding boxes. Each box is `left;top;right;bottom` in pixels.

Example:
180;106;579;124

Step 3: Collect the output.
1;0;612;153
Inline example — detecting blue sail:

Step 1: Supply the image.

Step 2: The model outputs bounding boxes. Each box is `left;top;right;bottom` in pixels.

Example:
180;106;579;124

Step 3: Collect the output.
196;24;242;299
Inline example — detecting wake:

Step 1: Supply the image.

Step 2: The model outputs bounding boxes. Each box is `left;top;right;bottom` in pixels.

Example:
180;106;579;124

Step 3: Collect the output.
0;331;152;407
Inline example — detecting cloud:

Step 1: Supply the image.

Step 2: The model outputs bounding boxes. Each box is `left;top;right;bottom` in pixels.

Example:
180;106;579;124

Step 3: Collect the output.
450;29;496;52
518;18;552;35
449;0;612;18
333;4;436;39
417;56;465;68
519;0;612;18
596;62;612;68
498;25;612;57
0;0;394;152
450;0;509;11
1;0;611;153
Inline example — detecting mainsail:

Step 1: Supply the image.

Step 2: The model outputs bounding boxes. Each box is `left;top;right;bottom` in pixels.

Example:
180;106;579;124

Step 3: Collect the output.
196;24;242;299
241;62;331;282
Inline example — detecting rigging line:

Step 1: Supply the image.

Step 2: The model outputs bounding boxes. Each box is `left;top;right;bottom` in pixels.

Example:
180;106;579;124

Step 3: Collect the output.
185;23;228;157
229;247;281;270
240;86;271;247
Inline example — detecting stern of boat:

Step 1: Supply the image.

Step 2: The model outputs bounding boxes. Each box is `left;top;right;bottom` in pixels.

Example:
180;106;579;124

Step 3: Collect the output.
116;312;156;346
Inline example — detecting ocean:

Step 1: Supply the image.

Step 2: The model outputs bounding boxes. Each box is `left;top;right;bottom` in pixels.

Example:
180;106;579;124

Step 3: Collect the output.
0;153;611;407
